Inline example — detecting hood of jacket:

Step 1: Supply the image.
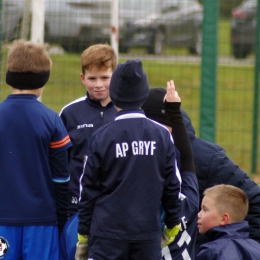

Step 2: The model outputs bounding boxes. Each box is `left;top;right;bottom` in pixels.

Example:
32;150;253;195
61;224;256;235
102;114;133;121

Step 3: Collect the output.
205;221;249;242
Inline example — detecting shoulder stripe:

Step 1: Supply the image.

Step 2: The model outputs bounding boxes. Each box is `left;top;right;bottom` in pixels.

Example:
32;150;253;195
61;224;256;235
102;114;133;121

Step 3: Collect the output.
50;135;71;149
59;96;87;115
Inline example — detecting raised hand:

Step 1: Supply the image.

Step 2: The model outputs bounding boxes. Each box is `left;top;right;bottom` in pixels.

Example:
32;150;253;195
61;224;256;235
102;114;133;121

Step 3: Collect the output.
165;80;181;103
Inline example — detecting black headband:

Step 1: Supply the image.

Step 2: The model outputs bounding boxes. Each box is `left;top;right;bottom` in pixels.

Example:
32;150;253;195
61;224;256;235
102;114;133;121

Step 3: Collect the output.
6;70;50;89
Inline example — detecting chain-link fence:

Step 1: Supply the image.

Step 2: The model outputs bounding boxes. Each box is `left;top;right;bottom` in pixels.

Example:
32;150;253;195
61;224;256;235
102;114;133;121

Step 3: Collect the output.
0;0;259;176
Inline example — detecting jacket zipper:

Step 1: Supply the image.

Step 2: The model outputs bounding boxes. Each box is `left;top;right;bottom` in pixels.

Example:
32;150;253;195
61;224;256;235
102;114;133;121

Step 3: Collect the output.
100;111;104;119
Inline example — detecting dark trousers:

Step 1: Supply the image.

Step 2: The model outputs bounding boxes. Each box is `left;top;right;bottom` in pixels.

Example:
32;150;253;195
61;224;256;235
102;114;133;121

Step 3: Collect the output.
88;235;161;260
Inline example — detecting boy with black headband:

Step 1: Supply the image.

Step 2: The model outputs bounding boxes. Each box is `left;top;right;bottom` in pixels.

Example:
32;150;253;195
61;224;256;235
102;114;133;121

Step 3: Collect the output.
0;40;71;260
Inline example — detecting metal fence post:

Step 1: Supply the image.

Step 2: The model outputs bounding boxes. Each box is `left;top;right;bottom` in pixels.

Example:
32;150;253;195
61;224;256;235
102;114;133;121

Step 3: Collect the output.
199;0;220;142
111;0;119;60
251;0;260;173
30;0;45;102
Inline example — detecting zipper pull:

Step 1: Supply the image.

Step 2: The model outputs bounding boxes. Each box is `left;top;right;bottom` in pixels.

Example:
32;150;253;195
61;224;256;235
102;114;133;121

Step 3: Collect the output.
100;111;104;119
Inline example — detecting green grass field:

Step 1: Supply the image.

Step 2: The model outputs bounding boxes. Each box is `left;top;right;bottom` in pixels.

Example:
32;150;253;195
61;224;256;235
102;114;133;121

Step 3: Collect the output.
0;19;259;178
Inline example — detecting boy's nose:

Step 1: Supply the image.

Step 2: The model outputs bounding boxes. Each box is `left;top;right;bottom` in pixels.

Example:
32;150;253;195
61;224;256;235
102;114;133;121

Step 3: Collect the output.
95;79;103;87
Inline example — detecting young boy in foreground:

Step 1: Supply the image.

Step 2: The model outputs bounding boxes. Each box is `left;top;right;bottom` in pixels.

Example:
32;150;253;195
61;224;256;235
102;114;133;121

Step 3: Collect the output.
196;184;260;260
0;40;71;259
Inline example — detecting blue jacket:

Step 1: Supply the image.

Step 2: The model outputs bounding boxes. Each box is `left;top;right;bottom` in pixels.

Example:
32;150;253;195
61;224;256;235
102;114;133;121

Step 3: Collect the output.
60;93;117;215
181;110;260;246
196;221;260;260
78;109;181;240
59;212;78;260
0;94;71;225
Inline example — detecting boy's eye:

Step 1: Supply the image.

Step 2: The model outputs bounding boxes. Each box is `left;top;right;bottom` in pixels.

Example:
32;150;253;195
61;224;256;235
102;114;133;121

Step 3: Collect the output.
201;206;207;212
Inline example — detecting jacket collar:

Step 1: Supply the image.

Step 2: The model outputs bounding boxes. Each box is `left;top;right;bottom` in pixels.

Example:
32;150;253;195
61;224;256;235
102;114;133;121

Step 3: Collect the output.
115;109;146;121
205;221;250;241
86;92;114;109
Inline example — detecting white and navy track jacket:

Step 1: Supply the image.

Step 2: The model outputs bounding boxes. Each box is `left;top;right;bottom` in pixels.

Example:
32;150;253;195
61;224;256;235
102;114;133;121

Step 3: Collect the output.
162;171;199;260
60;93;117;215
78;109;181;240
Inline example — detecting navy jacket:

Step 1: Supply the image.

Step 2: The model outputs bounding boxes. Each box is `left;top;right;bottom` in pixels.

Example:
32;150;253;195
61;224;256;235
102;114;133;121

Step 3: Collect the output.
162;171;199;260
196;221;260;260
60;93;117;215
78;109;181;240
181;110;260;246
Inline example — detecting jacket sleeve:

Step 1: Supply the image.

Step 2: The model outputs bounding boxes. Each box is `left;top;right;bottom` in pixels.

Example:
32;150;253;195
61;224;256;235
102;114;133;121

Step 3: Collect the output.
78;138;101;235
59;109;72;162
49;149;70;235
161;132;182;228
165;101;195;174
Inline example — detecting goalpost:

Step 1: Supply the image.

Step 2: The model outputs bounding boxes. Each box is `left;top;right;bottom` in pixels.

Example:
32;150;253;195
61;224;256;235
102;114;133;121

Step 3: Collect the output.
30;0;45;44
110;0;119;59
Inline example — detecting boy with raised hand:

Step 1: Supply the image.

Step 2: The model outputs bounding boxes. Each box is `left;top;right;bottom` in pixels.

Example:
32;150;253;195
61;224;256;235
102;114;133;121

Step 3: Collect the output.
76;59;181;260
142;85;199;260
60;44;118;216
196;184;260;260
0;40;71;259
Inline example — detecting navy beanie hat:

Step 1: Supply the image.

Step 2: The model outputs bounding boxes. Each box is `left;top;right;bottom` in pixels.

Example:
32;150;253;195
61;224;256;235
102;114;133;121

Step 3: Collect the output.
141;88;172;126
109;59;149;109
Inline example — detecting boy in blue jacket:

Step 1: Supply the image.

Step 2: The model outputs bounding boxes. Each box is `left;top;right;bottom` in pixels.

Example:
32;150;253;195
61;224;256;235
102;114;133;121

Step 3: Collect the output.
196;184;260;260
75;59;181;260
0;40;71;260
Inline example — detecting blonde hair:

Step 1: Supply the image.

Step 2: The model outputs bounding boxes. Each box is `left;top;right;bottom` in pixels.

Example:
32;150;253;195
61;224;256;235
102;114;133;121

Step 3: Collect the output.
204;184;248;223
81;44;117;74
7;40;52;73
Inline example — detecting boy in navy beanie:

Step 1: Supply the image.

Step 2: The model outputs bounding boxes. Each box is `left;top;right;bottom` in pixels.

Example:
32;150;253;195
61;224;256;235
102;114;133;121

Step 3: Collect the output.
109;59;149;109
76;59;181;260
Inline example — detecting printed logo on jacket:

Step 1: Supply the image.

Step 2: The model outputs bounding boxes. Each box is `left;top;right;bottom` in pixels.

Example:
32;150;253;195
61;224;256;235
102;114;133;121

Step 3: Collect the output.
0;237;9;259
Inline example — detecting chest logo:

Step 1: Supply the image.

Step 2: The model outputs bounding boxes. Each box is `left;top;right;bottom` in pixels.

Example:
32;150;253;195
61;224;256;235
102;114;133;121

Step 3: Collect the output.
77;124;94;129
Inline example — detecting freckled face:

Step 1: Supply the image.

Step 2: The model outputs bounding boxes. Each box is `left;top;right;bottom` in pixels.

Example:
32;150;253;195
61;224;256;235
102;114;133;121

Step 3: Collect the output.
197;195;223;234
81;67;113;106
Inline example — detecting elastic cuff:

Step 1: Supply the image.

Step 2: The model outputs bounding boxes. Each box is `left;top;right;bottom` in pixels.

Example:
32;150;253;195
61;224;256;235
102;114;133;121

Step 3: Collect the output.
78;233;89;243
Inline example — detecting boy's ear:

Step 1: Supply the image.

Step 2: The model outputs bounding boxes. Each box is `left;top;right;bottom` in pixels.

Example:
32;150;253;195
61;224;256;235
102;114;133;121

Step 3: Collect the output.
80;73;86;85
220;213;230;226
